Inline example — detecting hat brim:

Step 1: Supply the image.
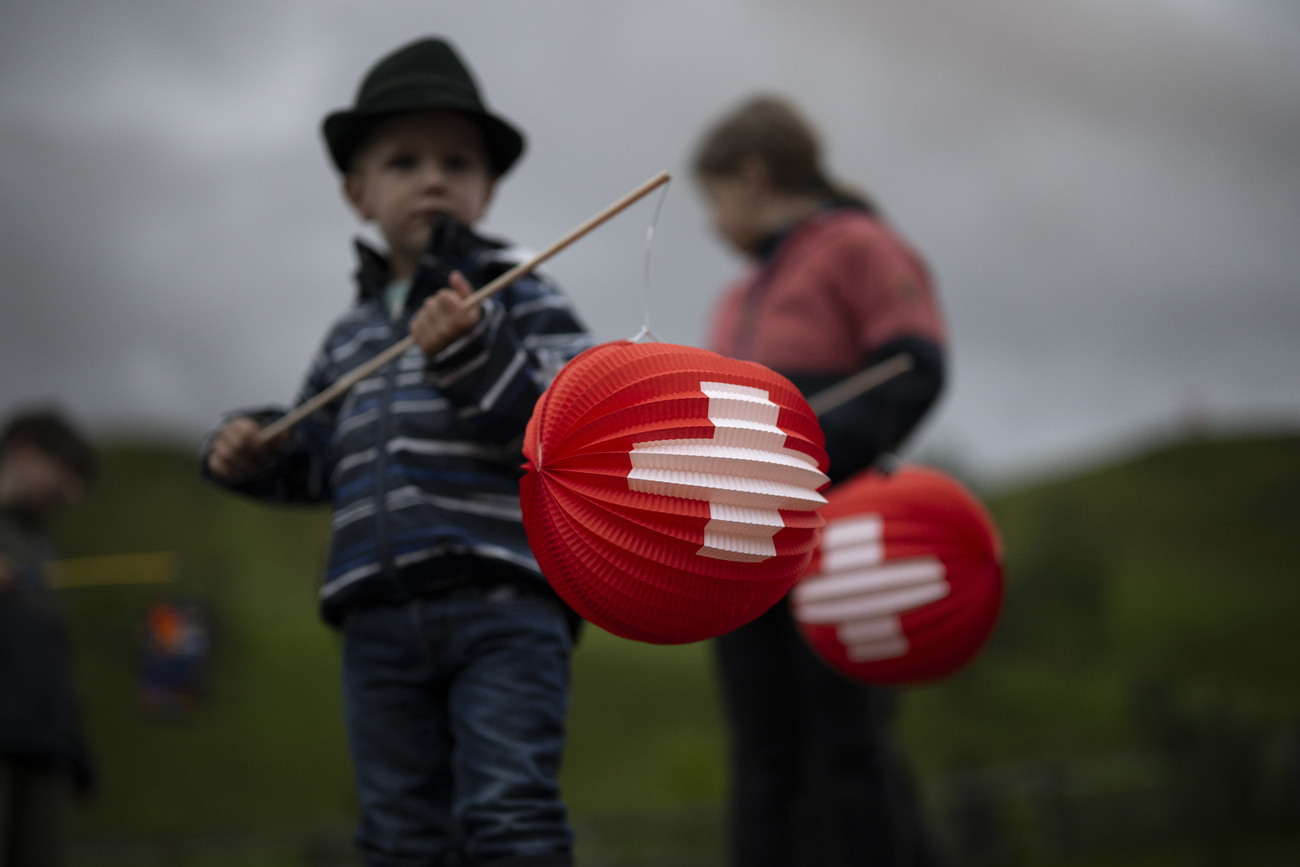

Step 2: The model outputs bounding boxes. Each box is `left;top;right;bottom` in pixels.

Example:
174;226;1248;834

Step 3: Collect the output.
323;102;525;177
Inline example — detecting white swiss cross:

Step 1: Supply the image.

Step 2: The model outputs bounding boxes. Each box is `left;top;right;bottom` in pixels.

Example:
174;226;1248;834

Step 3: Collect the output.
625;382;828;562
792;514;949;661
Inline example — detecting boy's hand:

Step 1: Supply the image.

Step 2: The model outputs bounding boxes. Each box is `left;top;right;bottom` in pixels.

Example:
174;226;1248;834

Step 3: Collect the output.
411;271;482;358
207;417;283;481
0;555;14;592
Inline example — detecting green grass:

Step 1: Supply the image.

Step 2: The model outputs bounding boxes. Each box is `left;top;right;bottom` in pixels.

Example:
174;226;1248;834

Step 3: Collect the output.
55;446;353;837
50;433;1300;864
565;628;725;813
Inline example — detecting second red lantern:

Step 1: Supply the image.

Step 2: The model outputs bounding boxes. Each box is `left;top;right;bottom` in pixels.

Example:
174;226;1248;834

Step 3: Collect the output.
521;340;831;644
791;465;1004;684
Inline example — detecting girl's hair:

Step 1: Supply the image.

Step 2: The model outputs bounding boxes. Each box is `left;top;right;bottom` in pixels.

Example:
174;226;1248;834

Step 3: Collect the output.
692;95;878;215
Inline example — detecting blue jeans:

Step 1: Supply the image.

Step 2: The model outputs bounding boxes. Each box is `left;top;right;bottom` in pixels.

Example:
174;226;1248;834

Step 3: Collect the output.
342;583;574;867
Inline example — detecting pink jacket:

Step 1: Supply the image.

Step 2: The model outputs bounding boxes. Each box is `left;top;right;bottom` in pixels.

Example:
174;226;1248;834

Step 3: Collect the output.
707;208;945;372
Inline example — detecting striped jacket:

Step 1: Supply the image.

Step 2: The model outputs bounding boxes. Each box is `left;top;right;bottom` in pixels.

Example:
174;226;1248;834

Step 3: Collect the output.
205;225;592;624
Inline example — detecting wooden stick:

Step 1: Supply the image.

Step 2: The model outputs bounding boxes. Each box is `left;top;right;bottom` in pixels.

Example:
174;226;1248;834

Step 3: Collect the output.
260;170;673;443
807;353;914;417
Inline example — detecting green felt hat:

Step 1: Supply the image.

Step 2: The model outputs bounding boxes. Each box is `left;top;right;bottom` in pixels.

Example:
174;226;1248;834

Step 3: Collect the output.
322;37;526;176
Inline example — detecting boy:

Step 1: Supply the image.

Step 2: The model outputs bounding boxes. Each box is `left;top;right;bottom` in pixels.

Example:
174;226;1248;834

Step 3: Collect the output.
0;409;97;867
204;37;590;867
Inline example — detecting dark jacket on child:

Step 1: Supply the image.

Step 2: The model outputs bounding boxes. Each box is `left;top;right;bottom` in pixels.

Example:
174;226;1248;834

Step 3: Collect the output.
204;220;592;624
0;506;95;791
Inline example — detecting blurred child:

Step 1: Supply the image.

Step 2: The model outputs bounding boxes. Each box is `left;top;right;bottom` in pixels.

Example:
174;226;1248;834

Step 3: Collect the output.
0;409;97;867
203;37;590;867
139;600;212;720
694;96;947;867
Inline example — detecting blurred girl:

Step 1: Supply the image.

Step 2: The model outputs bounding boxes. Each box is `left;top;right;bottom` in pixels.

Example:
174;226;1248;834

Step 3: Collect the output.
694;96;946;867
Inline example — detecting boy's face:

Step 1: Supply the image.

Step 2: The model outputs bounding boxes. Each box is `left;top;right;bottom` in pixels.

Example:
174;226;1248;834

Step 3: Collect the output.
344;109;496;276
0;444;85;519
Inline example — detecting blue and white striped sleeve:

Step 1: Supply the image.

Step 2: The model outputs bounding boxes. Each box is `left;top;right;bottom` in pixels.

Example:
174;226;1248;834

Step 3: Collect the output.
200;338;339;504
425;272;592;444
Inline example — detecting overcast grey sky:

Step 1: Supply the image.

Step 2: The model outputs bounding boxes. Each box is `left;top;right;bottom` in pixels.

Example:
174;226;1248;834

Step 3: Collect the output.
2;0;1297;481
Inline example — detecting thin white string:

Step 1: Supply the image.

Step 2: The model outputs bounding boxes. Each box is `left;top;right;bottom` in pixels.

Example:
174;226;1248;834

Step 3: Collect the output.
630;180;670;343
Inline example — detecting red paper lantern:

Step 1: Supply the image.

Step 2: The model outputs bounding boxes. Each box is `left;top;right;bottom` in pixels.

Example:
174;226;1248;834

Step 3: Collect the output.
791;465;1003;684
522;340;830;644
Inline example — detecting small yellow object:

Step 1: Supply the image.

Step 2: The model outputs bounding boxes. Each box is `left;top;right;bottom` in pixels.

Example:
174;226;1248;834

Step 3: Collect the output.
46;552;176;589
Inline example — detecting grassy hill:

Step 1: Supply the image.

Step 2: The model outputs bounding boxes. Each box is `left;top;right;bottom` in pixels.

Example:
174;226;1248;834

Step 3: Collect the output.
48;432;1300;864
906;432;1300;768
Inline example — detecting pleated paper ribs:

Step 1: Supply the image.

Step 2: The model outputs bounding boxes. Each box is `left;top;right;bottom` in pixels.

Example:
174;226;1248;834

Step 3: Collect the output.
791;465;1004;684
522;341;830;644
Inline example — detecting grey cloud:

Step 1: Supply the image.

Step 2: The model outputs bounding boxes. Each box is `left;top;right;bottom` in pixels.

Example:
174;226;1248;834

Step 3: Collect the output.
1;0;1297;479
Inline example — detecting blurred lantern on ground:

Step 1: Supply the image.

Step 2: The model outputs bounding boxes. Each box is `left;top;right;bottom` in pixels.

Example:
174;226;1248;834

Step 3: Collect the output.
522;340;830;644
791;465;1003;684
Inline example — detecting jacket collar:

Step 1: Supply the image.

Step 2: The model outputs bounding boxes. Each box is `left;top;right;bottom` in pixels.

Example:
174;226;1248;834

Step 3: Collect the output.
350;218;508;305
753;198;875;263
0;503;45;536
352;239;393;303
